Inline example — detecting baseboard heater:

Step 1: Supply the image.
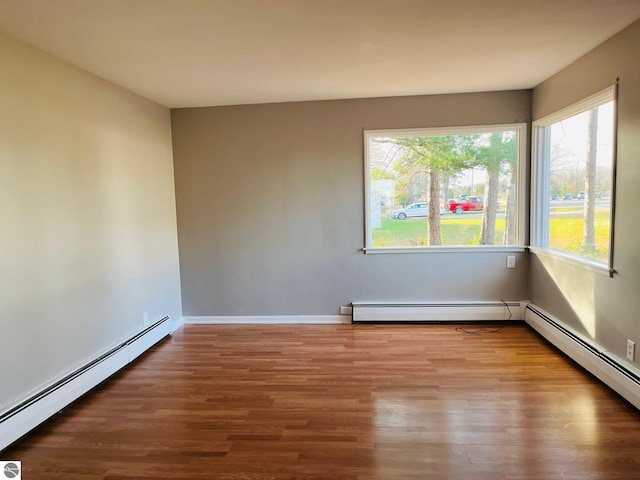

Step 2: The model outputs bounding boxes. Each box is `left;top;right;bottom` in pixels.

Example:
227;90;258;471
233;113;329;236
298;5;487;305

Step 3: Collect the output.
525;304;640;410
0;316;172;451
352;301;524;323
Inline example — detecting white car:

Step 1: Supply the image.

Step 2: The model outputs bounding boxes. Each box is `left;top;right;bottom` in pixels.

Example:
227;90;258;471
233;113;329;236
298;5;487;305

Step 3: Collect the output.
389;202;444;220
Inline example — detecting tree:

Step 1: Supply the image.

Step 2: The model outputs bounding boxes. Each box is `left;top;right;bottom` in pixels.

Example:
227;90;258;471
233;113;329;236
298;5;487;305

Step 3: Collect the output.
503;149;518;245
583;108;598;250
390;153;429;206
549;142;576;195
391;135;474;245
473;132;517;245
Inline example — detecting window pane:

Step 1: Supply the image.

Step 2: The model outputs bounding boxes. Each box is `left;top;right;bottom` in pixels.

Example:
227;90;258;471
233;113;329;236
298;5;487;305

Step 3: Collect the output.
366;126;522;249
545;101;614;263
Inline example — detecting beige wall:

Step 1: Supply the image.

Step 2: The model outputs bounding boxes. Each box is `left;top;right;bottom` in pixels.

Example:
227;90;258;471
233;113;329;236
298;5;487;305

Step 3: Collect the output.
531;19;640;364
172;91;531;316
0;33;182;411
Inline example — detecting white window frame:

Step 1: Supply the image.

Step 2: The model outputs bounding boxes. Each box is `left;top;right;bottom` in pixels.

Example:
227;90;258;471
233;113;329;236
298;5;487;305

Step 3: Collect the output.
364;123;527;253
531;85;617;276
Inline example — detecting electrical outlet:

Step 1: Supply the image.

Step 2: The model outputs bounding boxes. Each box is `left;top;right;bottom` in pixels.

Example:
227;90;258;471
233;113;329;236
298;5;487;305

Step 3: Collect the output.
627;339;635;361
143;312;150;327
506;255;516;269
340;306;352;315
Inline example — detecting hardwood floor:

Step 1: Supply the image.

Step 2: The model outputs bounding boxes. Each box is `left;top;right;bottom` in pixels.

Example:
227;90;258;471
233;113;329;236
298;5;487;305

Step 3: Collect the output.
3;323;640;479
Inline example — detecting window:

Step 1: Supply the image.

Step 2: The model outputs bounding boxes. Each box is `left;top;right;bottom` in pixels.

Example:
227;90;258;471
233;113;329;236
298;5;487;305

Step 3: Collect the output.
364;124;526;251
532;86;616;273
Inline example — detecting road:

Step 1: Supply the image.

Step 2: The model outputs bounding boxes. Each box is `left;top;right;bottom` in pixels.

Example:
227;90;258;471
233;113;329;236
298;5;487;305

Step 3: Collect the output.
440;199;611;219
391;199;611;221
551;199;609;208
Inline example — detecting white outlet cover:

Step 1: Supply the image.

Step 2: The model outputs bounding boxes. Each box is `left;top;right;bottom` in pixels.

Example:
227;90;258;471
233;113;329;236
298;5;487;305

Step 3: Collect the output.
627;340;635;361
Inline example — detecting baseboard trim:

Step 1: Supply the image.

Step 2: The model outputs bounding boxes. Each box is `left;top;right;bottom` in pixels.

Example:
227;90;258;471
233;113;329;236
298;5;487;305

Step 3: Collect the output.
525;303;640;410
352;301;526;323
0;316;172;451
170;316;185;332
183;315;350;325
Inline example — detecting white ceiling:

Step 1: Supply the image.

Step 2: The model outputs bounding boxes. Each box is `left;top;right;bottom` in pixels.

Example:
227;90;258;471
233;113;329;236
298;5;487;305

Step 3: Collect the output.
1;0;639;108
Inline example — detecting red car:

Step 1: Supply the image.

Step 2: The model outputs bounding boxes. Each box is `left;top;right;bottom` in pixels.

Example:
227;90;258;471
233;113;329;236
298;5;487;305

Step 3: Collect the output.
448;196;484;214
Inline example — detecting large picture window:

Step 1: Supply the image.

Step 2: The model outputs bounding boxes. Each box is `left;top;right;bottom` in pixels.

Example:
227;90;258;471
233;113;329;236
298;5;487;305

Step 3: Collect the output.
364;124;525;251
532;87;616;273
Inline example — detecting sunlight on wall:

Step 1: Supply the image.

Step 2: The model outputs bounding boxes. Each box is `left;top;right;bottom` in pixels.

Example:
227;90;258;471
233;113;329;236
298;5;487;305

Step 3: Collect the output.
536;255;596;337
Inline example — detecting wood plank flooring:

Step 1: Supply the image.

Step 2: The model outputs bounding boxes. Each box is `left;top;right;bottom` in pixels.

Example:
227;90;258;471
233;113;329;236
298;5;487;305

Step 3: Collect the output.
3;323;640;479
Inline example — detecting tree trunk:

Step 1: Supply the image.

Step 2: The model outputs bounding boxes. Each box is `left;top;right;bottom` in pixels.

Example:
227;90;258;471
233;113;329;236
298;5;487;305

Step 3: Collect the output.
428;169;441;246
583;109;598;249
503;162;517;245
442;172;450;209
480;166;500;245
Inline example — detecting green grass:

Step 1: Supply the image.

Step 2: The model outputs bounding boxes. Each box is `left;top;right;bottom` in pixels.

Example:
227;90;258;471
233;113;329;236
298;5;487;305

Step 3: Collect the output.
372;216;505;247
372;209;610;263
549;211;610;262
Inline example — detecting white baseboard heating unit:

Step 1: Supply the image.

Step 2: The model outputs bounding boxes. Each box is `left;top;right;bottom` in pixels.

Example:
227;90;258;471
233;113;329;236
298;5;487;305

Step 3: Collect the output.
352;301;524;323
525;304;640;410
0;316;172;451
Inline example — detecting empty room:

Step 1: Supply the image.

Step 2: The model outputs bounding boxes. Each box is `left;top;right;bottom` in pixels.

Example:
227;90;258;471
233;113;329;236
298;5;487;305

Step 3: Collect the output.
2;1;640;479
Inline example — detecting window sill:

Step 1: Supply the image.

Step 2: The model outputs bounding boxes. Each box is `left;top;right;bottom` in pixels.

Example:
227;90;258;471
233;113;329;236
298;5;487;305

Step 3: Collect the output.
529;247;614;277
363;245;527;254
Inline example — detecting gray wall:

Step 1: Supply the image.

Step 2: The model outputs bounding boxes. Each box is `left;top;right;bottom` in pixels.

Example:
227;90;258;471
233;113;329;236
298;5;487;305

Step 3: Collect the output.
0;33;182;412
531;19;640;364
172;91;531;316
